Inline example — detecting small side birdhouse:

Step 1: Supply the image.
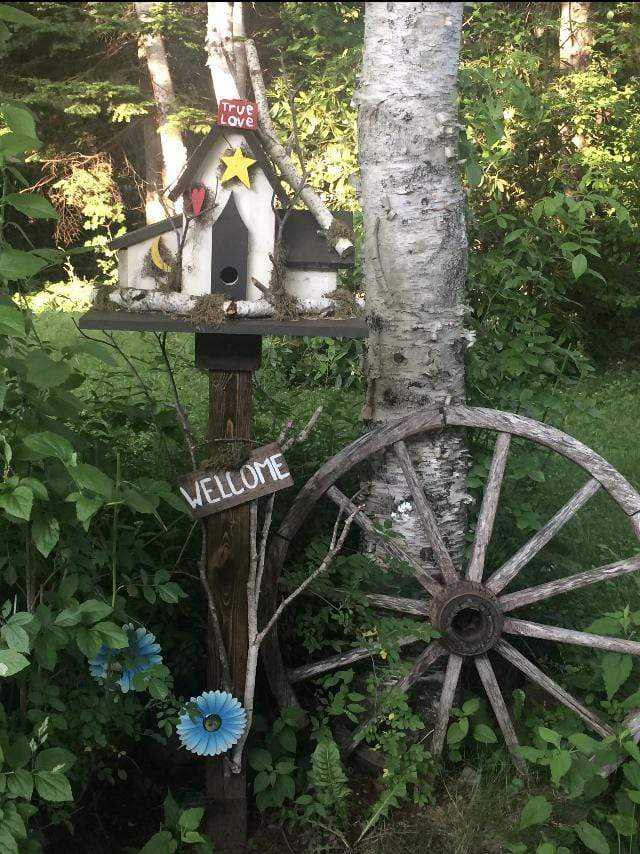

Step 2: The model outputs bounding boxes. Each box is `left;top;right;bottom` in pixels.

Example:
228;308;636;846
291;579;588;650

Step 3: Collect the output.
109;126;354;310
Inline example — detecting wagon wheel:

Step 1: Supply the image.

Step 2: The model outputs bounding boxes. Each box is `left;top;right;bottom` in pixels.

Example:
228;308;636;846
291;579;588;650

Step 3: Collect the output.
262;405;640;770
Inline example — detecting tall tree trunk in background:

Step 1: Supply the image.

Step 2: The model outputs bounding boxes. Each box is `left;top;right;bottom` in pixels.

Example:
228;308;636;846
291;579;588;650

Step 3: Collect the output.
357;2;469;568
135;1;187;199
142;115;165;223
232;2;247;98
559;2;593;71
206;1;240;102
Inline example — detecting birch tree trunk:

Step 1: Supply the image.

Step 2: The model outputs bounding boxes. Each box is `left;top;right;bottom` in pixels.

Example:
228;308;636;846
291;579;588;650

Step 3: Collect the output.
206;1;240;102
232;2;247;98
142;115;165;223
559;2;593;71
135;1;187;196
356;2;469;567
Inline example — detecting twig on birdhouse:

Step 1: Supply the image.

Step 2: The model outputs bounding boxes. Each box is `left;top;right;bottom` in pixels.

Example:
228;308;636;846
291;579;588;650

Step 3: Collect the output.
155;331;232;691
244;38;354;258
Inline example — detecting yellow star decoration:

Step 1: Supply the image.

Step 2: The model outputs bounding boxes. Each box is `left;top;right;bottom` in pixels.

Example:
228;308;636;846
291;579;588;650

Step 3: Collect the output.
220;147;256;188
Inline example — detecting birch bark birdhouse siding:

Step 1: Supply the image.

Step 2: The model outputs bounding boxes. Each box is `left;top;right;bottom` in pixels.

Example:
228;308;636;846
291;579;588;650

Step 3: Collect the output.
106;127;356;320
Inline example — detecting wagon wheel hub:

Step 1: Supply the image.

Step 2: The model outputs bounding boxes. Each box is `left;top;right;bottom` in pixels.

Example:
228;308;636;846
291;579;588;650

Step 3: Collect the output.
432;581;503;656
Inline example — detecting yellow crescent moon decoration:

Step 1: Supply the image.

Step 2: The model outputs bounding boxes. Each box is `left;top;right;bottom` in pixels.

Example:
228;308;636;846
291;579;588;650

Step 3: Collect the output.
150;237;173;273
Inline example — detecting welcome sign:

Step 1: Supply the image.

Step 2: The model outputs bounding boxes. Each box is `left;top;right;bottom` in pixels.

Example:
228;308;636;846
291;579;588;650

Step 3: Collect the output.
178;443;293;518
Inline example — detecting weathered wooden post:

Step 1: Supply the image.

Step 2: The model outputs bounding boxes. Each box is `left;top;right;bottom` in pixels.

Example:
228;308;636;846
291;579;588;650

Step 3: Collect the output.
196;334;259;848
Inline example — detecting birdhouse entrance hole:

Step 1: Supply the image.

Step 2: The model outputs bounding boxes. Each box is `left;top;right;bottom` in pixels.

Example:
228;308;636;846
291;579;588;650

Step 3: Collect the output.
219;266;239;287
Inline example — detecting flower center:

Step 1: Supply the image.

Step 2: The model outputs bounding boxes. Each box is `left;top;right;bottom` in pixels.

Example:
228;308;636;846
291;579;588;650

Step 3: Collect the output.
204;713;222;732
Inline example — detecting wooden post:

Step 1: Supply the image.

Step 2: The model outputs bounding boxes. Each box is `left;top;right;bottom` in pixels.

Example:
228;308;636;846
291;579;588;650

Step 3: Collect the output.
196;333;261;851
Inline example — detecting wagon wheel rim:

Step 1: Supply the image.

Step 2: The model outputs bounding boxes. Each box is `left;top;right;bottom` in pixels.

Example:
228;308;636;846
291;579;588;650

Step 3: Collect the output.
262;405;640;770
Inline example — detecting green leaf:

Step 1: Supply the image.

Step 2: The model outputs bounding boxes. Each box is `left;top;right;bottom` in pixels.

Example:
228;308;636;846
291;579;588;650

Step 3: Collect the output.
25;351;70;389
569;733;600;755
550;749;572;784
0;485;33;520
0;6;42;26
23;431;75;463
519;795;552;829
34;770;73;802
248;748;272;772
253;770;270;794
121;485;157;515
54;607;82;627
158;582;185;604
538;726;561;747
461;698;480;716
70;464;114;497
473;724;497;744
4;193;57;220
622;761;640;789
34;748;75;774
74;494;103;523
0;133;40;157
78;599;112;624
179;806;204;832
608;813;635;836
1;103;36;136
32;514;60;558
76;626;102;659
625;788;640;804
0;248;47;281
0;830;19;854
572;253;588;279
575;821;610;854
7;769;33;799
0;305;25;337
0;649;29;677
140;831;177;854
536;845;557;854
94;622;127;649
446;716;469;744
6;735;30;769
65;339;117;366
1;623;30;653
602;653;632;699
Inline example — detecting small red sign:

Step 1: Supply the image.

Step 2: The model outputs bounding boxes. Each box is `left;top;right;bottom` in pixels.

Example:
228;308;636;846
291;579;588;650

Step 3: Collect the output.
217;99;258;130
190;184;206;217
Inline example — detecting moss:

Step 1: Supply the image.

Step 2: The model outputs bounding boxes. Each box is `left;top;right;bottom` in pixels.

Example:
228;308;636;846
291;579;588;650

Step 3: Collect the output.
269;243;299;321
325;217;354;252
201;439;251;471
141;242;180;293
188;292;227;327
92;284;119;311
324;288;363;318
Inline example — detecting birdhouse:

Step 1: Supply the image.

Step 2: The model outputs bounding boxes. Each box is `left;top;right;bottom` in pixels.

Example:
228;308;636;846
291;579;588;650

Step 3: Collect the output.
107;126;354;314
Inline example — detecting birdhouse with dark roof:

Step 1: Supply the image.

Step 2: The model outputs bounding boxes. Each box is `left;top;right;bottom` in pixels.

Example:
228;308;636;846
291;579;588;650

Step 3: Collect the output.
103;123;356;325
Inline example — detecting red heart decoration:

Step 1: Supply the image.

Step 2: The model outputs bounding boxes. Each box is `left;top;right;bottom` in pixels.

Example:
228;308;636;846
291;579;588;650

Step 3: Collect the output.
190;185;206;217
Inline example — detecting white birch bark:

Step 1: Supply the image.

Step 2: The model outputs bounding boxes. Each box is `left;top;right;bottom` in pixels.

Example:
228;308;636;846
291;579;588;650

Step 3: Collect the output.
559;2;593;71
135;2;188;196
206;2;240;102
232;2;247;98
356;2;469;566
142;115;166;224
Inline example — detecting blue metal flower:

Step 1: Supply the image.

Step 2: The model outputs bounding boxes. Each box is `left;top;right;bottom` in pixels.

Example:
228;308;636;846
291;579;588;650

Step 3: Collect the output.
177;690;247;756
89;624;162;693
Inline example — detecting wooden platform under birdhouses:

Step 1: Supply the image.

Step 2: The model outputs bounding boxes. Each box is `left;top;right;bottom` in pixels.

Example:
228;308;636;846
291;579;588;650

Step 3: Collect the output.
78;309;368;339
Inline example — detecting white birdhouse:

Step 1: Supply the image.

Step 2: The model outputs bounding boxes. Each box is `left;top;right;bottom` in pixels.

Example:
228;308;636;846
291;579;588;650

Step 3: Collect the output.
109;127;353;310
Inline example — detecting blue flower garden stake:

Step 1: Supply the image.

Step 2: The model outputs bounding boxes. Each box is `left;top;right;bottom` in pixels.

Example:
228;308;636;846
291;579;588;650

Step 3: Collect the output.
177;690;247;756
90;624;162;692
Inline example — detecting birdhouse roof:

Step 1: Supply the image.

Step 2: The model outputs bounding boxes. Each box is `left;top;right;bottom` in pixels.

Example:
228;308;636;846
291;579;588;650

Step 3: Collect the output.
167;126;289;205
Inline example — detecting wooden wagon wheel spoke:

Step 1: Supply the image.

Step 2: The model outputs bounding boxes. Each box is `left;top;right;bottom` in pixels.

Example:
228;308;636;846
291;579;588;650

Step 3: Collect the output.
497;639;614;738
265;406;640;770
345;642;446;756
288;636;417;684
432;653;463;755
499;555;640;613
326;485;444;597
393;439;458;585
365;593;430;616
486;478;601;594
504;618;640;656
475;654;525;772
467;433;511;583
